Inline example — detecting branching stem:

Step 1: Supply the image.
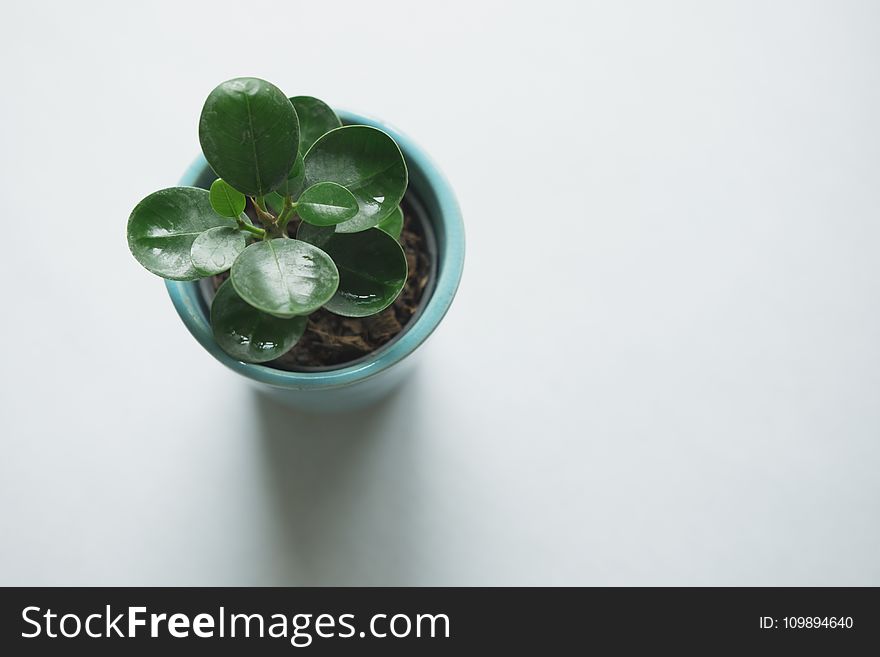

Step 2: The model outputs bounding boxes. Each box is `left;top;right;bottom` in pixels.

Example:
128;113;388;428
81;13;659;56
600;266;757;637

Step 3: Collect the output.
249;196;284;238
277;196;298;232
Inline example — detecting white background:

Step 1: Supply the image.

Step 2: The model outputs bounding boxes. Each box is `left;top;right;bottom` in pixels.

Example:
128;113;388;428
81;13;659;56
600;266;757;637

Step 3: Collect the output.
1;0;878;585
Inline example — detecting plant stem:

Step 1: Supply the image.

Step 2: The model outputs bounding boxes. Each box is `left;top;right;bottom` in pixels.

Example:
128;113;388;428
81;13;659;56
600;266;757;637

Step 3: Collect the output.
249;196;277;229
237;220;266;238
277;197;297;232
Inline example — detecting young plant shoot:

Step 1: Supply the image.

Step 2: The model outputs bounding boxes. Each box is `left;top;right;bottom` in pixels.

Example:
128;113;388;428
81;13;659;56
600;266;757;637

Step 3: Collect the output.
127;78;409;364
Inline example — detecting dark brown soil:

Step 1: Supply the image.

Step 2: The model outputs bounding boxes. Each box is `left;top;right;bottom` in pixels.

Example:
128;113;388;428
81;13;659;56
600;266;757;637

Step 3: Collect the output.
211;196;431;370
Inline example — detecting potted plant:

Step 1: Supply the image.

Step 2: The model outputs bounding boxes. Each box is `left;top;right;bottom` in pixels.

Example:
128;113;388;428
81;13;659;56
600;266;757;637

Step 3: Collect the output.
127;77;464;412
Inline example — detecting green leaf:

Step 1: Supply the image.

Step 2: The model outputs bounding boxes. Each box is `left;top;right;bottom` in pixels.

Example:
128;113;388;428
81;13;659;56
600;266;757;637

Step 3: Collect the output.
304;125;407;233
377;205;404;240
295;221;336;248
190;226;246;276
211;279;307;363
265;192;285;215
231;239;339;318
209;179;246;217
127;187;235;280
297;182;358;226
199;77;299;197
291;96;341;156
275;153;305;199
300;228;407;317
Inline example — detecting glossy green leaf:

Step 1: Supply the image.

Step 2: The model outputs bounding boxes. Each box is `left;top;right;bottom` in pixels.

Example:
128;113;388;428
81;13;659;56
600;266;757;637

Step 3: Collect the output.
295;221;336;248
300;228;407;317
291;96;341;156
304;125;407;233
231;239;339;318
296;182;358;226
199;77;299;197
275;153;305;199
209;179;246;217
211;279;307;363
377;205;404;240
127;187;235;280
190;226;246;276
265;191;285;215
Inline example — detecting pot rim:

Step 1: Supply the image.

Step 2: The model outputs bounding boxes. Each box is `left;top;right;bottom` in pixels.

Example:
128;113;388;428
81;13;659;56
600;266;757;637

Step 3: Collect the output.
164;109;465;390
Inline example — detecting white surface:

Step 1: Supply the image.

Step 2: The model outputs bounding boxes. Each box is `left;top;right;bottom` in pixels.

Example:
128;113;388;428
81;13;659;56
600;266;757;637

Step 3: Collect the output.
1;0;878;585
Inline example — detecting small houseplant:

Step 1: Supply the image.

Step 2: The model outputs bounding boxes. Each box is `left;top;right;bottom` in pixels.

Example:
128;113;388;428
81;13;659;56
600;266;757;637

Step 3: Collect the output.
128;78;464;411
129;77;413;364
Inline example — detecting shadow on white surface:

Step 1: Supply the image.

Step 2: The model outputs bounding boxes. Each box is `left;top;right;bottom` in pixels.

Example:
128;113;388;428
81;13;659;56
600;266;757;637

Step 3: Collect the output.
251;373;425;585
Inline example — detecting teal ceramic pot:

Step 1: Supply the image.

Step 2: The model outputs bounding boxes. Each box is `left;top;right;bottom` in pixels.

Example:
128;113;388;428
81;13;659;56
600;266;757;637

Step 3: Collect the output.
165;110;464;412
